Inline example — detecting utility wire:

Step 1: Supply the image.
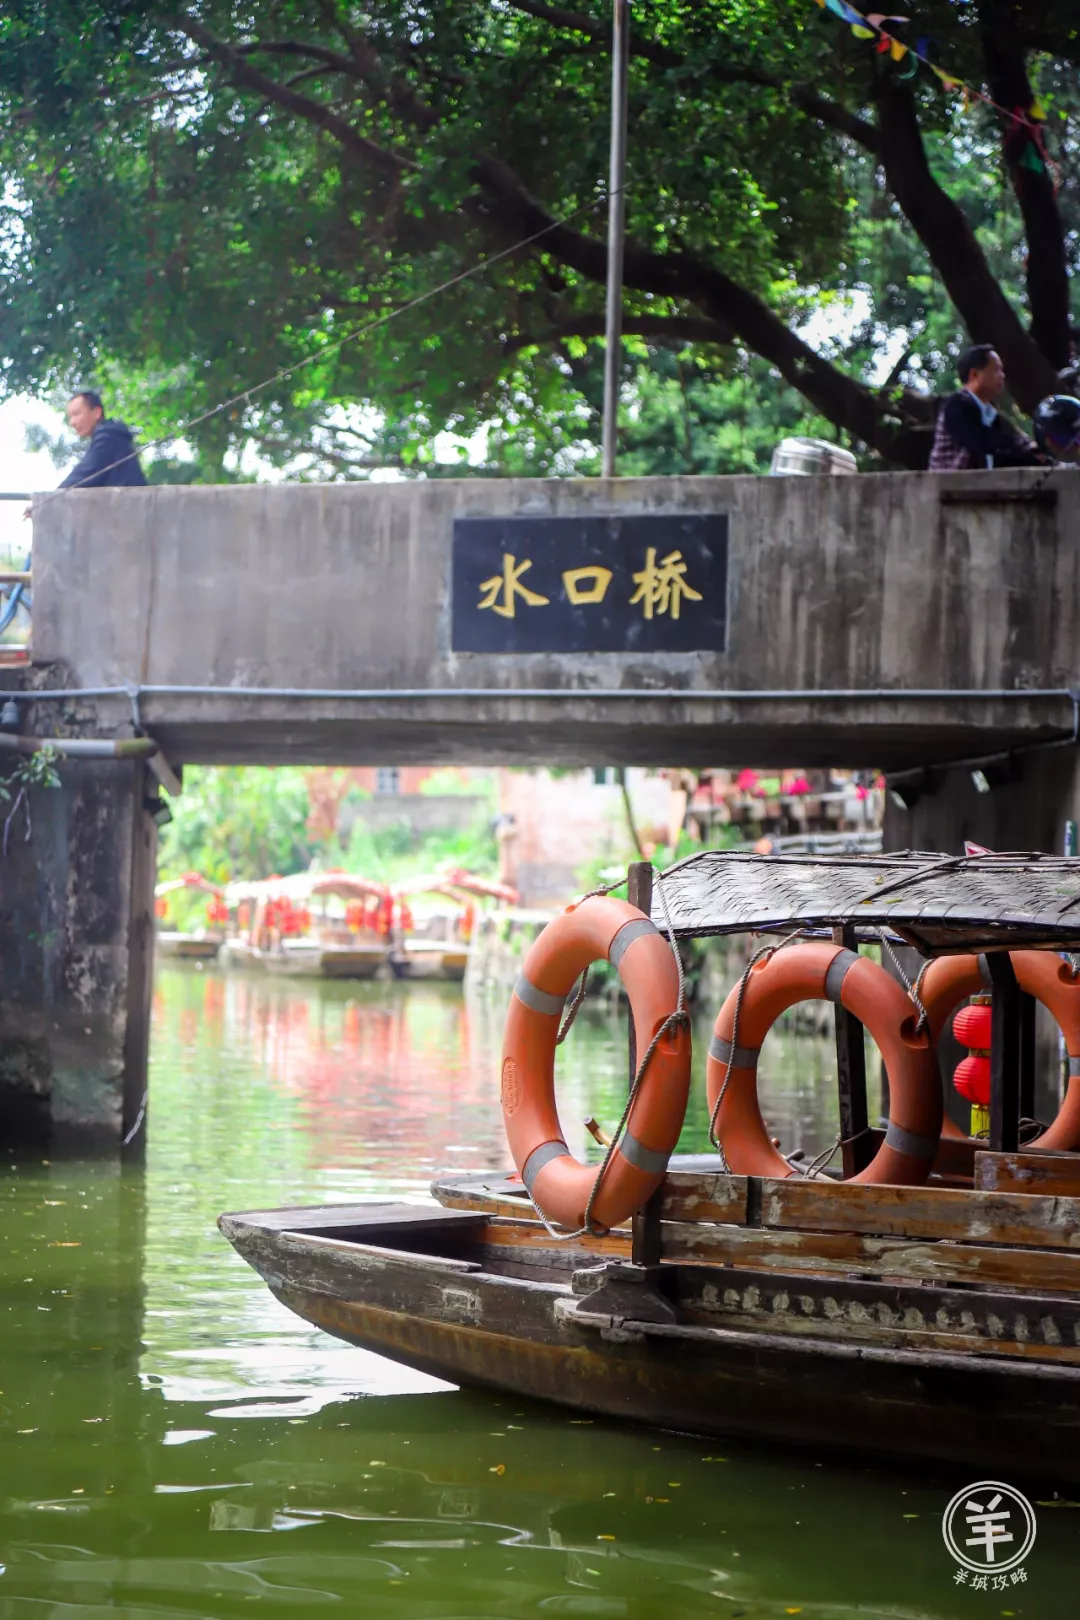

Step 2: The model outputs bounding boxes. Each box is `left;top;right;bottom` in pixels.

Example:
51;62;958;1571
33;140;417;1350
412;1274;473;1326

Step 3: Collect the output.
31;182;626;506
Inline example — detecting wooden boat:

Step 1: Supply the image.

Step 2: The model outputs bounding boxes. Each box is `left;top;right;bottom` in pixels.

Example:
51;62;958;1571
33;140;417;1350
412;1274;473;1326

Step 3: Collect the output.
388;870;518;982
222;872;392;979
154;873;226;960
221;851;1080;1485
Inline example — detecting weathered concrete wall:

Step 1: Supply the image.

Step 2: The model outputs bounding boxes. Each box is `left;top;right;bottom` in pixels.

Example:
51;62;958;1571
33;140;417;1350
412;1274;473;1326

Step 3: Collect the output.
29;469;1079;770
0;758;156;1148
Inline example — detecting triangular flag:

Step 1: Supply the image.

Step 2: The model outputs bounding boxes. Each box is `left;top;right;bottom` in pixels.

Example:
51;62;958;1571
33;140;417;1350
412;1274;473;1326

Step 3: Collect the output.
1029;96;1048;121
1019;144;1046;173
890;37;908;60
964;841;994;857
866;12;909;23
851;23;875;37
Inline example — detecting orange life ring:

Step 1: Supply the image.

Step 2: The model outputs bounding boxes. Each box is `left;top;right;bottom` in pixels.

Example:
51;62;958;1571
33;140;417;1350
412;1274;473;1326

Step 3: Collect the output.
706;941;942;1184
501;896;691;1230
919;951;1080;1151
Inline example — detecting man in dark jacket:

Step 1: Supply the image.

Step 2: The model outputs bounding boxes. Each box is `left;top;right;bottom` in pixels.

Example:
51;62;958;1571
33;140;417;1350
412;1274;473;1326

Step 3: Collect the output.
58;389;147;489
928;345;1045;470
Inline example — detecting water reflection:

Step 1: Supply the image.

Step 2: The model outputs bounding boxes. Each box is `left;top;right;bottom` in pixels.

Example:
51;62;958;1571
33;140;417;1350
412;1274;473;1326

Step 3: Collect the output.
0;967;1075;1619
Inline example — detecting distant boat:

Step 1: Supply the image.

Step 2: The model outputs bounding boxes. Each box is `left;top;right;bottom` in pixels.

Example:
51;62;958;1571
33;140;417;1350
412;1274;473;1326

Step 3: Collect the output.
389;870;519;982
154;873;228;961
222;871;393;980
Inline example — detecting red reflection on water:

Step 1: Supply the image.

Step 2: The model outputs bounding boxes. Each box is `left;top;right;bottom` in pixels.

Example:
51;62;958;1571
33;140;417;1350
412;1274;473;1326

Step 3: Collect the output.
154;970;511;1174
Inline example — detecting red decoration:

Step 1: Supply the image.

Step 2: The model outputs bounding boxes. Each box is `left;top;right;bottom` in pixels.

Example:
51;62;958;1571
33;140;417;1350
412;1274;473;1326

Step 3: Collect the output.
954;1054;991;1106
953;1003;992;1050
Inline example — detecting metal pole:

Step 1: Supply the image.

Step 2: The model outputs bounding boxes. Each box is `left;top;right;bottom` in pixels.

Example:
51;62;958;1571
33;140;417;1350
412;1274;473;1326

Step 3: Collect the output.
601;0;630;479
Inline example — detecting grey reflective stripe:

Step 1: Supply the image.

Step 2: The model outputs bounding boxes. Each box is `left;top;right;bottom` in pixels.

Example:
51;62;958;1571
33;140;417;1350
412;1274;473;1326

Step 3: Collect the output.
513;973;565;1018
1070;1055;1080;1080
608;916;659;971
709;1032;760;1070
884;1121;940;1160
825;949;859;1004
521;1139;569;1195
978;954;992;988
616;1130;670;1176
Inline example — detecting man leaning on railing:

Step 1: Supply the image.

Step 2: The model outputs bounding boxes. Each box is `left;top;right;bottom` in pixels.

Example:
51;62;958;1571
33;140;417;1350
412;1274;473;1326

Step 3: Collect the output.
23;388;146;520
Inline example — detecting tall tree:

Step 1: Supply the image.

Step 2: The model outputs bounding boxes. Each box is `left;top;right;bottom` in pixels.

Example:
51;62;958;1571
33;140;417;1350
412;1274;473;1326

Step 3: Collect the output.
0;2;1075;471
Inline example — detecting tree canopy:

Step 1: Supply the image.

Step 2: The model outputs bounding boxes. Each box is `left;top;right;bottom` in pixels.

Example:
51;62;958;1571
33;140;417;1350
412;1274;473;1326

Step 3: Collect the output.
0;1;1076;474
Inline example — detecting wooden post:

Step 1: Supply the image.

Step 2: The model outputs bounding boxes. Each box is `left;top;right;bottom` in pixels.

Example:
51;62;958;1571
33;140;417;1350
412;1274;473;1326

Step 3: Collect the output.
627;861;662;1266
833;924;871;1176
1018;983;1037;1128
625;861;654;1092
988;953;1022;1153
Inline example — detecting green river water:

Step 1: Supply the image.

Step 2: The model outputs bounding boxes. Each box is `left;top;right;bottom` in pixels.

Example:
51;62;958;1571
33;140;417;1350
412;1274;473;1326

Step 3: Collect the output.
0;967;1075;1618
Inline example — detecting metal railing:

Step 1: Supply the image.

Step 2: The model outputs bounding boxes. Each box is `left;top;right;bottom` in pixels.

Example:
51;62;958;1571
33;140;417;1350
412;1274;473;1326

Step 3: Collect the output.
0;495;32;655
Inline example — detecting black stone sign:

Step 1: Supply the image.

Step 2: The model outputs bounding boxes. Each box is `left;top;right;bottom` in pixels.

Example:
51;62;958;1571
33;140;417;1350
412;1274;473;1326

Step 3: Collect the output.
451;513;727;654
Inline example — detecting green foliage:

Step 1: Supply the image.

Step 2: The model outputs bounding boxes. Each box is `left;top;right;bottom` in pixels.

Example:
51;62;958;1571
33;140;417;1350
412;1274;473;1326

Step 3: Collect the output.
0;743;61;855
157;766;315;885
341;810;499;886
0;2;1076;469
158;764;499;887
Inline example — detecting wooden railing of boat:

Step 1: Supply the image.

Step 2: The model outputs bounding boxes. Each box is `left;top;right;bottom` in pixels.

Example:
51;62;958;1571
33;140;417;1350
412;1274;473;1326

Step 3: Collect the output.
432;1151;1080;1364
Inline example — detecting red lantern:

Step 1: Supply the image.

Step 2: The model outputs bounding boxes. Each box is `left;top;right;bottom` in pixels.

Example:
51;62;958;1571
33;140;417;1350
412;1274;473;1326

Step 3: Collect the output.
953;1003;992;1051
953;1053;992;1106
952;994;992;1131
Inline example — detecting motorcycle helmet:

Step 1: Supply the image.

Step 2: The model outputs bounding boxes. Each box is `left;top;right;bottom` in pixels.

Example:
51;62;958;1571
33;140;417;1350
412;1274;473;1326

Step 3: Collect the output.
1033;394;1080;456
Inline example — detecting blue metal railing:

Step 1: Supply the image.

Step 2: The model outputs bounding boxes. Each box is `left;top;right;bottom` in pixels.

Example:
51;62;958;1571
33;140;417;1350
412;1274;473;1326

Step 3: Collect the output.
0;495;32;643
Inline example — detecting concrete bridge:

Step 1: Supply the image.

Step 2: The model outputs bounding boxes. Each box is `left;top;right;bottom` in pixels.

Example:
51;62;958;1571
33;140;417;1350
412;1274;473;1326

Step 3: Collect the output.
2;467;1079;1148
24;468;1080;770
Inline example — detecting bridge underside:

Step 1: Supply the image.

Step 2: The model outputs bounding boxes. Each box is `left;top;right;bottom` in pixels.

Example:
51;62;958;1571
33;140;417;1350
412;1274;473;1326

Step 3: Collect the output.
103;693;1075;773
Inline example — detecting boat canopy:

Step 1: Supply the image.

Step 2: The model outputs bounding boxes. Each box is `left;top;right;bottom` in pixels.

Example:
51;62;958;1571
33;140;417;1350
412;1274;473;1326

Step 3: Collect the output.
155;872;224;900
225;872;390;906
394;868;518;905
652;850;1080;955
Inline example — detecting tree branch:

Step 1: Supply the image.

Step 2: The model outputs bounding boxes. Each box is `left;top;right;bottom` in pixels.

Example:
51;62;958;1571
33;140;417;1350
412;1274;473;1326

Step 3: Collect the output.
873;79;1058;410
473;155;926;459
504;0;877;148
980;4;1072;369
171;15;414;179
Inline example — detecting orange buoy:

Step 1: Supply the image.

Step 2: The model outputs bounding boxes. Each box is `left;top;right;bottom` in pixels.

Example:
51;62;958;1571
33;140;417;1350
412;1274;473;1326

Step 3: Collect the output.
920;951;1080;1150
706;941;941;1184
501;896;691;1231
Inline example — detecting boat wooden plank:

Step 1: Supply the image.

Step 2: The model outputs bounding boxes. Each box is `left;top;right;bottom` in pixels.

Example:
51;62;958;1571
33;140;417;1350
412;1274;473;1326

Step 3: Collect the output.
672;1262;1080;1362
658;1220;1080;1296
659;1170;1080;1250
222;1203;488;1236
974;1149;1080;1195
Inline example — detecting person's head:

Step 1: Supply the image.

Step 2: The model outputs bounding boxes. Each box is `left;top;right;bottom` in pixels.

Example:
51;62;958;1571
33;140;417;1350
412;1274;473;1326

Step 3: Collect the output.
66;389;105;438
957;345;1005;403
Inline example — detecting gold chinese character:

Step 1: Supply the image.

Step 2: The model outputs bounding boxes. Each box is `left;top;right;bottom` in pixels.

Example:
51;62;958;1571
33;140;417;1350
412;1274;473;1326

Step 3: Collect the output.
477;553;550;619
562;566;613;606
629;546;703;621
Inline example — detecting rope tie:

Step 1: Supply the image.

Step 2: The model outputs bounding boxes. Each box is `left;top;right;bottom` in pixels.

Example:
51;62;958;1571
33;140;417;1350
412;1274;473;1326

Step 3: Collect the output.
877;929;929;1032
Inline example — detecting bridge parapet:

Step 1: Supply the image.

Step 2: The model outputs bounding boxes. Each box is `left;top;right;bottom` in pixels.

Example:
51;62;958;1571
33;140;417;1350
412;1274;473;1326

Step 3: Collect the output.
25;468;1079;770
